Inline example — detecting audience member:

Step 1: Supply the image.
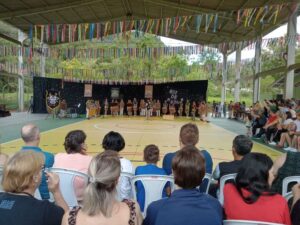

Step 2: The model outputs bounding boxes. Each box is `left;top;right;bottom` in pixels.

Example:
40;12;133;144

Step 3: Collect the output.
53;130;92;201
135;144;167;212
224;153;291;225
271;151;300;193
20;123;54;199
162;123;213;192
144;146;222;225
0;150;68;225
213;135;253;181
61;151;142;225
291;183;300;225
102;131;134;200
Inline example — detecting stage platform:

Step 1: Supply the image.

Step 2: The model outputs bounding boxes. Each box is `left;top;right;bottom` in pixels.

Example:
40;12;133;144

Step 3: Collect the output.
0;113;281;167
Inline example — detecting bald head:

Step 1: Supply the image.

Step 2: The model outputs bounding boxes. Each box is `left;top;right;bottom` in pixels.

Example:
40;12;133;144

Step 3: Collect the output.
21;124;40;144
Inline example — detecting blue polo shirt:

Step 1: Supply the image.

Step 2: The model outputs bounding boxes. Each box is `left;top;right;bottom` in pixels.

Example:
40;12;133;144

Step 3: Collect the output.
21;146;54;200
143;189;222;225
162;149;213;192
135;164;167;212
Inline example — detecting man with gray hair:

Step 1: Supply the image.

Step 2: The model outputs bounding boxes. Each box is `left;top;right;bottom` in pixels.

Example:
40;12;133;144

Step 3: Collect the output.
20;123;54;199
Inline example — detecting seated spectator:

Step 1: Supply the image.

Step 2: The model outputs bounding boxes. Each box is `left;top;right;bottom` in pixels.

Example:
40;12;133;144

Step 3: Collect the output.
276;122;298;151
0;150;68;225
144;146;222;225
224;153;291;224
251;106;267;136
61;151;142;225
53;130;92;201
271;151;300;193
135;145;168;212
102;131;134;200
269;111;294;145
20;123;54;199
291;183;300;225
163;123;213;192
213;135;253;181
254;106;279;142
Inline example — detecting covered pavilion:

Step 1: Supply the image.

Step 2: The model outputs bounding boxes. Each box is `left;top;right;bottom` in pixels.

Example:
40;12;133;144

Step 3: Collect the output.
0;0;299;110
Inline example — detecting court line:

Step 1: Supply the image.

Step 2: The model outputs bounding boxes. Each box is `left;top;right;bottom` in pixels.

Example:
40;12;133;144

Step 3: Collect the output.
1;120;86;145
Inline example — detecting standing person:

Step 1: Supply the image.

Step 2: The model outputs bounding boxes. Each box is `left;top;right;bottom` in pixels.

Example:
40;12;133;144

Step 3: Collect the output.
135;145;167;212
133;98;138;116
53;130;92;201
104;98;109;116
145;100;151;120
223;102;227;118
61;151;143;225
224;153;291;225
162;100;168;115
228;101;233;119
191;101;197;121
185;100;190;118
155;100;161;117
144;146;222;225
178;99;184;117
0;150;68;225
139;99;146;116
127;100;133;116
119;99;125;116
28;96;34;113
102;131;134;200
20;124;54;200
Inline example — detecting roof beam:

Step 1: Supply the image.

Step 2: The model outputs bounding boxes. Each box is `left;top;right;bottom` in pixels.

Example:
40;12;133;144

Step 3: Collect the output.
0;0;105;20
0;32;23;45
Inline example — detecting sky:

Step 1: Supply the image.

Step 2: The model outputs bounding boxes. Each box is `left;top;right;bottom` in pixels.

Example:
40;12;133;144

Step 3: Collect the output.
160;16;300;62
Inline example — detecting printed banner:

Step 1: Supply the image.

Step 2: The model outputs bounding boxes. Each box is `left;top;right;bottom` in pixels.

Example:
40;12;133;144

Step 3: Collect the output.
84;84;93;97
145;85;153;99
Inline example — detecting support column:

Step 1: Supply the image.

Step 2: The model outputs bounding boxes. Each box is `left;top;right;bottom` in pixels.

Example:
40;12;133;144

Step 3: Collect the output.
221;53;227;105
234;45;242;102
253;38;262;103
285;4;298;99
18;30;26;112
40;43;46;77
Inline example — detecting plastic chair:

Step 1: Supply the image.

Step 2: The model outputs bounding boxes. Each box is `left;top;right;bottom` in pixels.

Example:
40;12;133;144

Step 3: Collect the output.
131;175;175;217
116;172;134;201
219;173;237;205
0;166;3;192
223;220;284;225
48;168;89;208
282;176;300;201
200;173;212;194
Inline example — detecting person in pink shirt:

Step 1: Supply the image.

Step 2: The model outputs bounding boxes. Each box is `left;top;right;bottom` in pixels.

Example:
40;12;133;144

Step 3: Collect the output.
53;130;92;201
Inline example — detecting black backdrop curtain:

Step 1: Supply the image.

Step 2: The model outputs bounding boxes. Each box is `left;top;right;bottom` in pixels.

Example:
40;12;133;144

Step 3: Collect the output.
33;77;208;114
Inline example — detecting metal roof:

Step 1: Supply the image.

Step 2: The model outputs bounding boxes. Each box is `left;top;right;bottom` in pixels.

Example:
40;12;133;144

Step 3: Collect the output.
0;0;298;47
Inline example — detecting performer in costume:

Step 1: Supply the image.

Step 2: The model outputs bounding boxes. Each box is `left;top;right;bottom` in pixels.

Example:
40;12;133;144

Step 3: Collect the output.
140;99;146;116
119;99;125;116
169;102;176;116
145;100;151;120
133;98;138;116
104;98;109;116
85;99;91;119
185;100;190;118
58;99;67;118
178;99;184;117
95;100;101;117
199;101;209;122
191;101;197;121
155;100;161;117
127;100;133;116
162;100;168;115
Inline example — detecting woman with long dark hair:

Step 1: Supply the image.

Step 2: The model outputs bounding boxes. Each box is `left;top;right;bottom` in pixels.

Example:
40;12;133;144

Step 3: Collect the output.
224;153;291;225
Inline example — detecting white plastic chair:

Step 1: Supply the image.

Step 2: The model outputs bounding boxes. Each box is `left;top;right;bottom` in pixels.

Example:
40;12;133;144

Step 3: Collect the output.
131;175;175;217
116;172;134;201
219;173;237;205
223;220;284;225
0;166;3;192
282;176;300;201
48;168;89;208
201;173;212;194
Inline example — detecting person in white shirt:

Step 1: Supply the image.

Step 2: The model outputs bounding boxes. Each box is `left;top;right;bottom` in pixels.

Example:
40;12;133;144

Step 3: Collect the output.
102;131;134;200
